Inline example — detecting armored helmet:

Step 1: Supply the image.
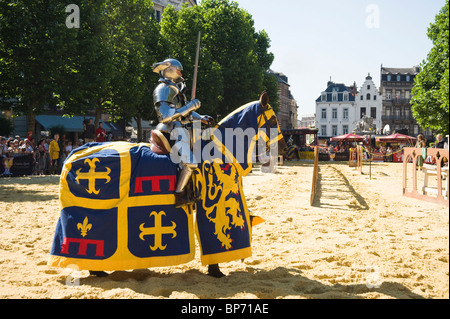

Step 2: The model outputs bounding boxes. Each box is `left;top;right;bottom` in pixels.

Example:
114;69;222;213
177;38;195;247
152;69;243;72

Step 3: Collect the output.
152;58;183;82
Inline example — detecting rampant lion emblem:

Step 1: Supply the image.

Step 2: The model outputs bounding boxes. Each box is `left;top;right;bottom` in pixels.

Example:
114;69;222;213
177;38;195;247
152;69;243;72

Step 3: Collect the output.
196;161;246;250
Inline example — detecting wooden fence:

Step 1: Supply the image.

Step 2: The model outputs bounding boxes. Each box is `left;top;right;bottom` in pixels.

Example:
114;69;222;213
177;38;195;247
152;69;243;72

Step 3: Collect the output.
403;147;449;206
310;146;319;205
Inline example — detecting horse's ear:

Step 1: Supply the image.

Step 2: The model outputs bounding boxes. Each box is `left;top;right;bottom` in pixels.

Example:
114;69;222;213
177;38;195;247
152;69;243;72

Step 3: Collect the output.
260;91;269;110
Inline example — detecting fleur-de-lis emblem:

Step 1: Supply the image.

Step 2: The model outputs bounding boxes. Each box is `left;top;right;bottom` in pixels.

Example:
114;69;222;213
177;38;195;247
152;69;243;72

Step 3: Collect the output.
77;217;92;237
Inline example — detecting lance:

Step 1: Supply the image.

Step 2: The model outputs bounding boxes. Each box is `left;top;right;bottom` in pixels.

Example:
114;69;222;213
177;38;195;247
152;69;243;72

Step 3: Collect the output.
191;31;201;100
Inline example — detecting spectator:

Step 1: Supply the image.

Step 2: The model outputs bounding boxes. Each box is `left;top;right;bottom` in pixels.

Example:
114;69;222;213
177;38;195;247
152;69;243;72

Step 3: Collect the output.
37;140;46;175
65;141;73;157
84;118;95;143
96;122;107;142
435;134;445;149
49;134;60;175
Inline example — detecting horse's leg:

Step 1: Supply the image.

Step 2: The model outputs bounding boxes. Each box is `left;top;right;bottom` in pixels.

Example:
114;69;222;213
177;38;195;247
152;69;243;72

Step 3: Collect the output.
207;264;225;278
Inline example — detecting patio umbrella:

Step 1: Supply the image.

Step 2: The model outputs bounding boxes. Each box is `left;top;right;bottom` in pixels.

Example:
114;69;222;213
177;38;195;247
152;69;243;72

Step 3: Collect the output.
330;133;365;142
376;133;417;143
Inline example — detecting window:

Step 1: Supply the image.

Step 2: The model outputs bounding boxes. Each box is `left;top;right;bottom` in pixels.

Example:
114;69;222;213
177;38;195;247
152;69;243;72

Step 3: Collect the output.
397;75;401;81
343;125;349;134
386;91;392;100
343;92;349;101
371;107;377;119
406;75;410;81
387;75;391;81
332;108;337;119
360;107;366;119
360;95;364;101
396;91;401;100
366;93;371;100
332;93;337;101
321;108;327;119
373;95;377;101
367;85;371;90
343;108;349;119
332;125;338;136
405;91;410;99
321;125;327;136
322;93;327;101
154;10;162;22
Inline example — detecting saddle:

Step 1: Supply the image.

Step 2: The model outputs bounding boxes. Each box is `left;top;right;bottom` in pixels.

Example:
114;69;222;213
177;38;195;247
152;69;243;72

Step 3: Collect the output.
150;130;171;155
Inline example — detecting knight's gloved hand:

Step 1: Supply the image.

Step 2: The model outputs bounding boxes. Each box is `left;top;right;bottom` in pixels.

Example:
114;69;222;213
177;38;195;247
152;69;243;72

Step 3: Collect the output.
186;99;201;112
179;99;201;118
200;115;215;126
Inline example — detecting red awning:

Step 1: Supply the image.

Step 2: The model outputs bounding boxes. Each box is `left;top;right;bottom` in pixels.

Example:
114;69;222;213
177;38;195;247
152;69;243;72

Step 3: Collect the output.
376;133;417;143
330;133;365;142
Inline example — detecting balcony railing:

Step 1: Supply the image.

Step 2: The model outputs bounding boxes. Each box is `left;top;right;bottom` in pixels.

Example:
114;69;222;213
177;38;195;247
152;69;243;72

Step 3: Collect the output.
385;98;411;105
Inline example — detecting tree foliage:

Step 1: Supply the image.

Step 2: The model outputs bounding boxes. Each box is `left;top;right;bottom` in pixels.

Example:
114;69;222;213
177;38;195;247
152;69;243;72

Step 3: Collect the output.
411;0;449;135
0;0;278;138
0;0;69;132
160;0;278;120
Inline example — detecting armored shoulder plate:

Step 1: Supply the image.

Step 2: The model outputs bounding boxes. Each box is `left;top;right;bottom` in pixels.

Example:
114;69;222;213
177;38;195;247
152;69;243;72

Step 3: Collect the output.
153;82;179;106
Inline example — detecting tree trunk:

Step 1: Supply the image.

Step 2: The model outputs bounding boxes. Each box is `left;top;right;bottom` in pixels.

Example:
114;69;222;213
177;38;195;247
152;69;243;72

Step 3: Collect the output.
27;111;36;138
95;104;102;130
135;116;143;142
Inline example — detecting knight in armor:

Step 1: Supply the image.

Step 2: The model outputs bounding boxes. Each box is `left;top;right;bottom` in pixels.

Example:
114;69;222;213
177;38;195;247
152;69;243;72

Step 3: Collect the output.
151;58;214;207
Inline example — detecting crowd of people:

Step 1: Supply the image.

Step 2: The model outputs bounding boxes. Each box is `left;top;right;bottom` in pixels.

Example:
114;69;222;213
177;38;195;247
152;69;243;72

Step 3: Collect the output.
1;134;80;176
1;119;113;176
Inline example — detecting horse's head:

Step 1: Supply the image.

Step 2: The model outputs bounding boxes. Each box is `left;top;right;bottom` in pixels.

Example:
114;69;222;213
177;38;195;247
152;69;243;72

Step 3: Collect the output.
258;91;288;157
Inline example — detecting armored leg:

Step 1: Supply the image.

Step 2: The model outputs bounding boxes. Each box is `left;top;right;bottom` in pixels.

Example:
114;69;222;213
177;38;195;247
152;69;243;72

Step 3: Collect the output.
175;162;200;208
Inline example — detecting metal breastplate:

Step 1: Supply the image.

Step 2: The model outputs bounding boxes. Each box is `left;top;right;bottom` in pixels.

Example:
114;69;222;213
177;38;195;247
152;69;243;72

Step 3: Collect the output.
153;80;186;133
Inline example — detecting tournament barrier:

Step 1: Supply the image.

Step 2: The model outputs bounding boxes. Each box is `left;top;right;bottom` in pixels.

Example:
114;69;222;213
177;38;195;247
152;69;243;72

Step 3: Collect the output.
403;147;449;206
349;146;363;174
1;153;34;176
310;146;319;205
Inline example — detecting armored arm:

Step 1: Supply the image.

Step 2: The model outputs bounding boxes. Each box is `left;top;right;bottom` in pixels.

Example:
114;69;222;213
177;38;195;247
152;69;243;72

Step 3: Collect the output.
156;100;201;124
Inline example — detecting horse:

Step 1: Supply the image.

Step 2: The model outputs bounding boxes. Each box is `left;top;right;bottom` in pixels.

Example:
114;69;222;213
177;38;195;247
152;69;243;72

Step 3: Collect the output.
48;92;287;278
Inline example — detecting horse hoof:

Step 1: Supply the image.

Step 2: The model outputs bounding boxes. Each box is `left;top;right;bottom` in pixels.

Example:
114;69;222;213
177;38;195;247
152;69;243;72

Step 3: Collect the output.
89;271;109;278
207;264;226;278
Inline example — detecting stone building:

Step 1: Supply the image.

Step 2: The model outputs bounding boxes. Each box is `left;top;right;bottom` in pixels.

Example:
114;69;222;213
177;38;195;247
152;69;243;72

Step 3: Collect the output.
355;73;382;133
152;0;197;21
380;65;431;139
268;70;298;130
315;81;357;138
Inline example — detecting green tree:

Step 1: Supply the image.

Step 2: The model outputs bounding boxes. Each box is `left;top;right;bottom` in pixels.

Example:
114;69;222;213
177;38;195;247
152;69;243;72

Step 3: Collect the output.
0;0;69;133
160;0;278;121
106;0;165;141
411;0;449;135
57;0;115;129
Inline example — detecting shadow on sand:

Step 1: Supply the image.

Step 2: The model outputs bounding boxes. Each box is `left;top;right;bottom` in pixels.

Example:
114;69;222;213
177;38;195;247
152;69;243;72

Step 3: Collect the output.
312;163;369;211
74;266;424;299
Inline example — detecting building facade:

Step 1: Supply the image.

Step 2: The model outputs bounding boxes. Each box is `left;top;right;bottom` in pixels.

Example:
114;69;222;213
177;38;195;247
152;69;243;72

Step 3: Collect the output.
298;114;316;128
355;74;382;133
380;65;431;139
152;0;197;21
315;81;357;138
269;70;298;130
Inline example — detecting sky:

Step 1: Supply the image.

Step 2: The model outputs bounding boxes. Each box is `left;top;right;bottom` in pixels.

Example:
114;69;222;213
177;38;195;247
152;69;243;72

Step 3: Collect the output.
201;0;446;117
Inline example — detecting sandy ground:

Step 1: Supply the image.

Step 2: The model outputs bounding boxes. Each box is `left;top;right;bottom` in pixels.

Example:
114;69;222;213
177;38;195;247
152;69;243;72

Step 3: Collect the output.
0;161;448;299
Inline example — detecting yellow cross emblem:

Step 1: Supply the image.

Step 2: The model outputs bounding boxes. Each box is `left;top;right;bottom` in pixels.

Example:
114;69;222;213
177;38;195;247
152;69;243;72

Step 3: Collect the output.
139;211;177;251
75;158;111;195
